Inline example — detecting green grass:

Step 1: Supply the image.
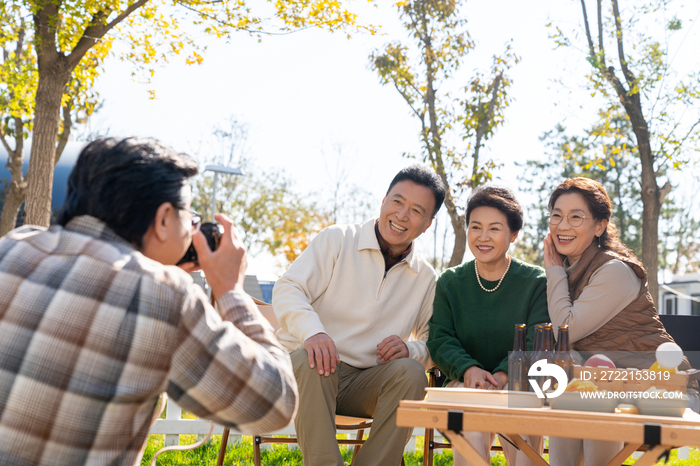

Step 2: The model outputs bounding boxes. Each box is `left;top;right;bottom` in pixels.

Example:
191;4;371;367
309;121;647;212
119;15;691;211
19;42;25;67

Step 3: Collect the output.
141;435;698;465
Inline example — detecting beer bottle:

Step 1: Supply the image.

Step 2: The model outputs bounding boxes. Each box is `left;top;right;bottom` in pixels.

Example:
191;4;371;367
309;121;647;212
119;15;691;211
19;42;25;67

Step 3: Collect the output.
541;324;554;358
508;324;528;391
532;324;545;361
528;325;543;392
532;324;555;394
554;325;574;382
542;323;554;353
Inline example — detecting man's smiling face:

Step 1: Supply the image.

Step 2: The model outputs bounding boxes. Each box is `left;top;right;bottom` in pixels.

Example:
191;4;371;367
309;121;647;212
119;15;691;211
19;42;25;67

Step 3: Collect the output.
377;180;435;255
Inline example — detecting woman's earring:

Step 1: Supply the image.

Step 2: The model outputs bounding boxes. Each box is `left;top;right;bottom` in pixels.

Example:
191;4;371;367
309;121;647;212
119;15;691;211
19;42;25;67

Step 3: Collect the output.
597;235;601;248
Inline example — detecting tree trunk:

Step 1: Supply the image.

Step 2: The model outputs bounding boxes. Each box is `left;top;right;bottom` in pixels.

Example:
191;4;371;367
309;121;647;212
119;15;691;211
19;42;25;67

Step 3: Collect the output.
0;116;27;235
578;0;670;307
447;209;466;267
420;10;466;267
638;146;660;307
0;181;26;235
0;137;27;235
613;98;661;306
620;95;660;307
24;73;68;227
25;2;74;228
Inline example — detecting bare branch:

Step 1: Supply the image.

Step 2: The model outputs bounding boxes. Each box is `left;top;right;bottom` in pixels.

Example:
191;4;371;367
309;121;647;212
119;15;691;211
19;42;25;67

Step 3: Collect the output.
667;117;700;160
1;117;24;174
176;2;318;37
55;100;73;165
655;117;683;159
14;118;23;157
582;0;629;111
15;23;25;58
406;79;425;102
580;0;602;66
386;75;424;120
658;181;672;204
0;129;14;156
68;0;148;68
1;25;26;157
597;0;605;67
680;118;700;144
471;73;503;186
611;0;636;88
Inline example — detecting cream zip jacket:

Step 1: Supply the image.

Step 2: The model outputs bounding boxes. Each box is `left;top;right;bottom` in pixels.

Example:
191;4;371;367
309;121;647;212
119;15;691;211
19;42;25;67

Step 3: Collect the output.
272;219;436;369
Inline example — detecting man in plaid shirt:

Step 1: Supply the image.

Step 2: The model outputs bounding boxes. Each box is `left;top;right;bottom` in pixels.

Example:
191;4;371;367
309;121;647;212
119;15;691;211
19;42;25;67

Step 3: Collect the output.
0;138;298;465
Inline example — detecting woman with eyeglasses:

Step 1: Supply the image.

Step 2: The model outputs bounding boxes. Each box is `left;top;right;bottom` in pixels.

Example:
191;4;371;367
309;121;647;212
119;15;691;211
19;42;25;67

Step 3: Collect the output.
428;185;549;466
543;177;699;466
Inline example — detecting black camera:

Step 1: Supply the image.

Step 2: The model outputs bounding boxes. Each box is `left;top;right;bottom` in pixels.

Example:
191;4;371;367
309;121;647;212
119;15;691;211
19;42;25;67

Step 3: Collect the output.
177;222;223;265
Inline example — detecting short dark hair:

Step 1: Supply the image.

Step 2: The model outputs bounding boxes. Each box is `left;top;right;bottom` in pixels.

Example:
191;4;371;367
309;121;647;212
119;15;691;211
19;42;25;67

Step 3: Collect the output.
466;185;523;232
57;137;198;248
386;165;446;217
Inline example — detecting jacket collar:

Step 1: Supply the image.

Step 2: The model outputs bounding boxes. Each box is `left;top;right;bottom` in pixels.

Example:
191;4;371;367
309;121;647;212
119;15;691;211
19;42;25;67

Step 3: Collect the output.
357;218;421;273
64;215;137;253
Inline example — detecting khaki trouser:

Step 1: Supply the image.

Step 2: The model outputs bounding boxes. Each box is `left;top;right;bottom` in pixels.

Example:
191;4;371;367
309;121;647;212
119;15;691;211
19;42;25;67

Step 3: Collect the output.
290;349;427;466
548;438;623;466
445;380;544;466
452;431;544;466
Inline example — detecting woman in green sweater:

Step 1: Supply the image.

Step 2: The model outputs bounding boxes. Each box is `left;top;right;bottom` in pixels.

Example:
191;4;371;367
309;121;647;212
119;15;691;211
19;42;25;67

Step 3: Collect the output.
427;185;549;466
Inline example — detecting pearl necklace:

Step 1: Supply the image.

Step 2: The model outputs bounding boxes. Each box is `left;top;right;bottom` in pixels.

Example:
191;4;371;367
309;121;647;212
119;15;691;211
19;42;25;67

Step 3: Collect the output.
475;256;511;292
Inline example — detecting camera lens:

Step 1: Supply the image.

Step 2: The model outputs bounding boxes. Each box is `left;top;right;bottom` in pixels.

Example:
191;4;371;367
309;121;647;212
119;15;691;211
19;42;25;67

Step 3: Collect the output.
176;222;222;265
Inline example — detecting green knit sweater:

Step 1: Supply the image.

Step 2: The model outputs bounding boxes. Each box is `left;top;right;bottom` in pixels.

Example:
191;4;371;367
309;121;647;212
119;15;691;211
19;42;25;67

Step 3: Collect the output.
427;258;549;383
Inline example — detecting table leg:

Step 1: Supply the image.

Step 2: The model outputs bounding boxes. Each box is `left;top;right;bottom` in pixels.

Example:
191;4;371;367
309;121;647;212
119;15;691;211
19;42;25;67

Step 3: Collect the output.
629;445;669;466
604;443;642;466
442;431;490;466
503;433;549;466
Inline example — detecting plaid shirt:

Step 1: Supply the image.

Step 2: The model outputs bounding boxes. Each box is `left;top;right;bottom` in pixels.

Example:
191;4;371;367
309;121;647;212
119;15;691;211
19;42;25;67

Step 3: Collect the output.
0;216;297;465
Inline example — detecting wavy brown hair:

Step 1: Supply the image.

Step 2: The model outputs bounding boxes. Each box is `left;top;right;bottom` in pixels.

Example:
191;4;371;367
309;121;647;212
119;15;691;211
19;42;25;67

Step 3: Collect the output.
548;178;641;266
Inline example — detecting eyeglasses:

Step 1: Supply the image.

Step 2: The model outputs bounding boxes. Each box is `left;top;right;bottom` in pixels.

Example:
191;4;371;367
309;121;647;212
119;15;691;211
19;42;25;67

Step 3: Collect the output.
547;211;592;227
186;209;202;233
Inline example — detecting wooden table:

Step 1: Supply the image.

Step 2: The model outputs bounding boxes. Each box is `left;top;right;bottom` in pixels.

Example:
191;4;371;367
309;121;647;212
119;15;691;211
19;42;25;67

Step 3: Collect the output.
397;400;700;466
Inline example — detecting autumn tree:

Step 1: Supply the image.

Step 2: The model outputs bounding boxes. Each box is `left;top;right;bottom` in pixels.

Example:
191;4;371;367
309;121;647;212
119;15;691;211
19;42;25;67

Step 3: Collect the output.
1;0;373;229
551;0;700;302
514;106;644;266
190;117;331;268
370;0;516;266
0;4;102;235
0;9;34;235
515;105;700;280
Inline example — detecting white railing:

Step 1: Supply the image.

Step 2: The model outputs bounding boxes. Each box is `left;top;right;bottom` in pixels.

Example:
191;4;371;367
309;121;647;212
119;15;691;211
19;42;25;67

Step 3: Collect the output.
148;401;691;460
149;400;431;452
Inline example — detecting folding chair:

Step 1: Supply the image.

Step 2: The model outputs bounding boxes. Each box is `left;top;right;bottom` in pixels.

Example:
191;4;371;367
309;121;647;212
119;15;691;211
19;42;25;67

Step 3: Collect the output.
216;298;407;466
423;368;449;466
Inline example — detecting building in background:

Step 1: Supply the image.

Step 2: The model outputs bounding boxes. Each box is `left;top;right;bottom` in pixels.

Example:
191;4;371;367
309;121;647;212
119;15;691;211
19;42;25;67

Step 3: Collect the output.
660;273;700;316
0;142;84;218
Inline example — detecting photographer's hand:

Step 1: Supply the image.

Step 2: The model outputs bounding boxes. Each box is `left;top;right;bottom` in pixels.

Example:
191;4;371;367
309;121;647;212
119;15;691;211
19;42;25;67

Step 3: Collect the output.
177;261;201;274
194;213;247;301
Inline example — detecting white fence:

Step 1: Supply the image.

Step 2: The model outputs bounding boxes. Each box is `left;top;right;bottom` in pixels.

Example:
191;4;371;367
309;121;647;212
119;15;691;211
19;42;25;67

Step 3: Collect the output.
149;400;433;452
148;401;690;460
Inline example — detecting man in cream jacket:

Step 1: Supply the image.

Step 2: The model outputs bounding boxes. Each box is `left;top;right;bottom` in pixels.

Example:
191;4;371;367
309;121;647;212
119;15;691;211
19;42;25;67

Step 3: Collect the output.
272;165;446;466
